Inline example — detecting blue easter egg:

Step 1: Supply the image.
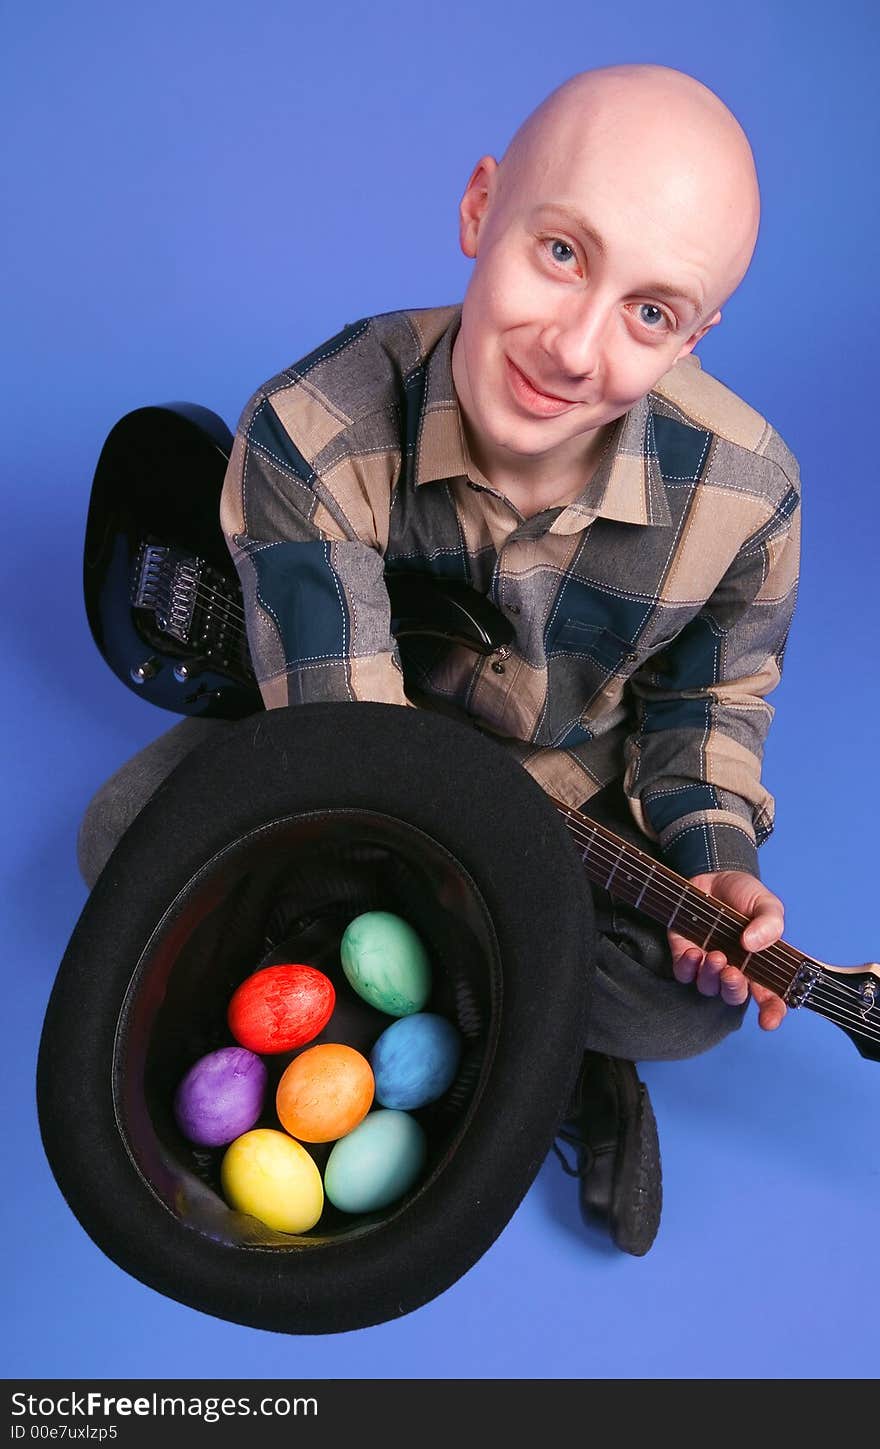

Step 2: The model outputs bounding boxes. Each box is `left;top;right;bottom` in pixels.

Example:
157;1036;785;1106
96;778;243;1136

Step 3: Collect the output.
324;1109;427;1213
370;1012;463;1110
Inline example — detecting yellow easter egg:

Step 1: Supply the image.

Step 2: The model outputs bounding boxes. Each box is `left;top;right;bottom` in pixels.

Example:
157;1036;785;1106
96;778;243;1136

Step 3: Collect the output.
220;1128;324;1232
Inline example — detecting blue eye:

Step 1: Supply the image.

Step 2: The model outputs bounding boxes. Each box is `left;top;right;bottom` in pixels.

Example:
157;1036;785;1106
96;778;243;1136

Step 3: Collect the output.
548;238;576;265
639;304;667;328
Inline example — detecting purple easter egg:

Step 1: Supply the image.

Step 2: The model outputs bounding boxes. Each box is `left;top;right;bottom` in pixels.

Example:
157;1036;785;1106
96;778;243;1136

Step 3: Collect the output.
173;1046;268;1146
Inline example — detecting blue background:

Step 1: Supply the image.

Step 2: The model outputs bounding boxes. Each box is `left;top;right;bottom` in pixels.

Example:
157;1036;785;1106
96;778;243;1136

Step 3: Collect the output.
3;0;878;1380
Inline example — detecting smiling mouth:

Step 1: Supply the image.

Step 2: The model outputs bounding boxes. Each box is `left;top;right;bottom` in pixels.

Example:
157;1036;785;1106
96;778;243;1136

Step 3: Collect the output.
501;356;585;420
504;356;581;415
511;362;574;402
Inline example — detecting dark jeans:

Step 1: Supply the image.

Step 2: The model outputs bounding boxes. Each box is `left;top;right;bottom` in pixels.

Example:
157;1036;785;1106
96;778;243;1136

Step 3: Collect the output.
76;715;747;1062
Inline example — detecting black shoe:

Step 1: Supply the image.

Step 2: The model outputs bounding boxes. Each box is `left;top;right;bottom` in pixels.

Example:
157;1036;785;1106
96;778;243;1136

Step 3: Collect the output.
553;1051;662;1257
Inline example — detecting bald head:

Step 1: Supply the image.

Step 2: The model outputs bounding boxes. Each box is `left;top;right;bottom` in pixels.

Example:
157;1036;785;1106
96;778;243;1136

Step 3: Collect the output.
491;64;760;315
450;65;763;498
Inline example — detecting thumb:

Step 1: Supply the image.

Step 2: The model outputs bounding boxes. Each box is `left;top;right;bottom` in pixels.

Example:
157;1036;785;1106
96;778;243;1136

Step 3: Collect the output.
741;899;784;952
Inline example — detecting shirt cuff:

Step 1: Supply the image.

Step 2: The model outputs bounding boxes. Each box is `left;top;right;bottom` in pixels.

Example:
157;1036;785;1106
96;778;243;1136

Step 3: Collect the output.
658;813;761;880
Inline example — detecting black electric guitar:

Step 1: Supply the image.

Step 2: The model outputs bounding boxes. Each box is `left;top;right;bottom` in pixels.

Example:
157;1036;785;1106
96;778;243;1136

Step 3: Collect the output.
83;403;880;1061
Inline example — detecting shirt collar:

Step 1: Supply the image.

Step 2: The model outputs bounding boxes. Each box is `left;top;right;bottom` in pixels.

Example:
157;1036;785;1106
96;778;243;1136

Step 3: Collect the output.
413;302;686;531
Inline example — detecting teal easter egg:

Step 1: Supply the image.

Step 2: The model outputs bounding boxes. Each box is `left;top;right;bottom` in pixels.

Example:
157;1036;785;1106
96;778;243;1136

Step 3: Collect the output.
370;1013;462;1109
340;911;431;1017
324;1109;428;1213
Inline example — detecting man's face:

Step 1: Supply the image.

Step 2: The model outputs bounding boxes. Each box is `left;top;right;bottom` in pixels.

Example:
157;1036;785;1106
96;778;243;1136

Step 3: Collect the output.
451;140;725;486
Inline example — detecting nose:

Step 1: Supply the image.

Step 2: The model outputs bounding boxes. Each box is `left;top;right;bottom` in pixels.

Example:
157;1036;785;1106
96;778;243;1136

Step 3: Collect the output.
542;293;610;382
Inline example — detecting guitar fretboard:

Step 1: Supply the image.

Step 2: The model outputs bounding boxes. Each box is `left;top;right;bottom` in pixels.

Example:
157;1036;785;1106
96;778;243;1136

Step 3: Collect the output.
550;798;805;997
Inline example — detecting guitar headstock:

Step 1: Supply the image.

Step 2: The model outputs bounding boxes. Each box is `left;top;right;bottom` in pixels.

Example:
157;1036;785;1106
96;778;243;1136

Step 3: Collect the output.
818;961;880;1061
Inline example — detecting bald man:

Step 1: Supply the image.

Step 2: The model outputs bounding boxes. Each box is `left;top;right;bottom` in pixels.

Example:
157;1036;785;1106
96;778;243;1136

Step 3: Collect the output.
78;64;801;1259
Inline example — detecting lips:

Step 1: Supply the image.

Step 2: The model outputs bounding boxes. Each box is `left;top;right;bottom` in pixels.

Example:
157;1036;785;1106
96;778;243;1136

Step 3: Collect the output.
511;362;573;401
504;356;579;416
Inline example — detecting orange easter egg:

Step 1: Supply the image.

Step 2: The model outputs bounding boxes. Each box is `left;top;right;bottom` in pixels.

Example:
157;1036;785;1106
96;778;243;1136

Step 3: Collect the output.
276;1043;374;1143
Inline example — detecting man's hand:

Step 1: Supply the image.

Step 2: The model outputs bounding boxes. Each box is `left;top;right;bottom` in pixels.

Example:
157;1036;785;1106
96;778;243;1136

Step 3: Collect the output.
667;870;788;1030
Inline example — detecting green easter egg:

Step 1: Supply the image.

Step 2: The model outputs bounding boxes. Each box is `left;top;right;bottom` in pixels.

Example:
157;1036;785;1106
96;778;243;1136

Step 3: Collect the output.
340;911;431;1017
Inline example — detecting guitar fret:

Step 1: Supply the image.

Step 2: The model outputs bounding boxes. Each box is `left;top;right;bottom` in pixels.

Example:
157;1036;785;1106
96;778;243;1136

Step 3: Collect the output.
604;843;626;890
701;902;727;951
634;864;655;908
667;885;688;929
581;833;655;910
565;805;852;1043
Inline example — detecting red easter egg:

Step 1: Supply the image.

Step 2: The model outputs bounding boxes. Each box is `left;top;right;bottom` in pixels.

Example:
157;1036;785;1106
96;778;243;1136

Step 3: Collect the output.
227;964;335;1054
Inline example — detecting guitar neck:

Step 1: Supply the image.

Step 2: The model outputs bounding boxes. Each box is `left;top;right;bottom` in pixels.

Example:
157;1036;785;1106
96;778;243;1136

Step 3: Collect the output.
551;796;816;1001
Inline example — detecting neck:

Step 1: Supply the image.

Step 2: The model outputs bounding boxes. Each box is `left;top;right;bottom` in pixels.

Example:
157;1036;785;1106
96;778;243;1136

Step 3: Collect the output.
457;414;615;516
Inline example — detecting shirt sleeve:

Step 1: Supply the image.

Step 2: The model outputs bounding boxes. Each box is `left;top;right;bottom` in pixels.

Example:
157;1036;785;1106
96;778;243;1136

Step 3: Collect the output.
620;472;802;879
220;388;415;712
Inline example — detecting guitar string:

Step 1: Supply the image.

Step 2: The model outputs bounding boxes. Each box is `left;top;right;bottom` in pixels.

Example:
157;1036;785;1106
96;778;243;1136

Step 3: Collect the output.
796;994;879;1043
564;819;880;1039
562;806;813;967
560;809;802;969
559;810;876;1018
564;817;880;1041
800;992;880;1042
149;573;434;631
150;579;427;635
561;808;851;994
789;989;880;1043
138;580;876;1038
154;583;247;627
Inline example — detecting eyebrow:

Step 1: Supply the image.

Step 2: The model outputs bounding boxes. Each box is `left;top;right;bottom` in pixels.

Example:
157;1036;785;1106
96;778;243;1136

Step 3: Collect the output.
530;203;705;319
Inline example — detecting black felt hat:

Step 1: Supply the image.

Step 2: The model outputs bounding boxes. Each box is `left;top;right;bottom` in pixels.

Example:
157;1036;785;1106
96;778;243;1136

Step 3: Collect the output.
37;702;595;1334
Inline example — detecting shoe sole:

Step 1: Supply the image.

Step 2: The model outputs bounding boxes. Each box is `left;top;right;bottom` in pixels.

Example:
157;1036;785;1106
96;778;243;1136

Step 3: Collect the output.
609;1069;662;1257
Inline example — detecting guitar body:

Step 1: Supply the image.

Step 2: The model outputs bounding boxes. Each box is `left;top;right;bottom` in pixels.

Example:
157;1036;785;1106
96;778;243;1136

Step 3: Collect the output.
83;404;513;719
84;404;258;717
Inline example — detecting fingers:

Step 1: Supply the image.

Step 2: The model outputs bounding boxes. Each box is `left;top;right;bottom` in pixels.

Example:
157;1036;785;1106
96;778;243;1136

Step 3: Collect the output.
717;964;750;1006
671;947;747;1002
670;935;702;983
751;982;788;1031
670;944;788;1027
693;954;748;1002
667;869;788;1028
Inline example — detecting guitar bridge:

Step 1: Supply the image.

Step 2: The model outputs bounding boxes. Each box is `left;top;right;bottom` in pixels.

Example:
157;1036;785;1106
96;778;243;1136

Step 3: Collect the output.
783;962;822;1008
132;543;198;642
131;542;251;676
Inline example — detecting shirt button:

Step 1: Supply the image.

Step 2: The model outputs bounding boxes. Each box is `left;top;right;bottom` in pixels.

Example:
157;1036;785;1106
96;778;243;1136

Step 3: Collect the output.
492;661;506;674
508;604;521;615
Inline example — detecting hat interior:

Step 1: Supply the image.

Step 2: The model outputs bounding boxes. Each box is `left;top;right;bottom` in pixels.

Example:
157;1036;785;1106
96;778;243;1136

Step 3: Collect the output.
113;808;503;1250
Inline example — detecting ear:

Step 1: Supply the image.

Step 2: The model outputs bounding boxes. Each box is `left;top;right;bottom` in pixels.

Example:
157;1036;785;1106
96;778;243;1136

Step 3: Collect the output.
458;156;499;259
674;309;722;363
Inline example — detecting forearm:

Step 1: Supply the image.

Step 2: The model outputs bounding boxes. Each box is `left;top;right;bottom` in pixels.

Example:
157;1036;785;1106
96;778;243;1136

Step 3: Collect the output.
221;397;415;712
619;498;800;877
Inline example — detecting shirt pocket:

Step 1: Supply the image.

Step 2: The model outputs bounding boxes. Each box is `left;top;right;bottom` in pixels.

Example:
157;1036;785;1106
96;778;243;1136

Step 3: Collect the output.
544;619;641;741
552;618;641;672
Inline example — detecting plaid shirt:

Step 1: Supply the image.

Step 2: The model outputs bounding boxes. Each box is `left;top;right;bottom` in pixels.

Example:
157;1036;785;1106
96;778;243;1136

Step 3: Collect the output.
220;303;801;880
